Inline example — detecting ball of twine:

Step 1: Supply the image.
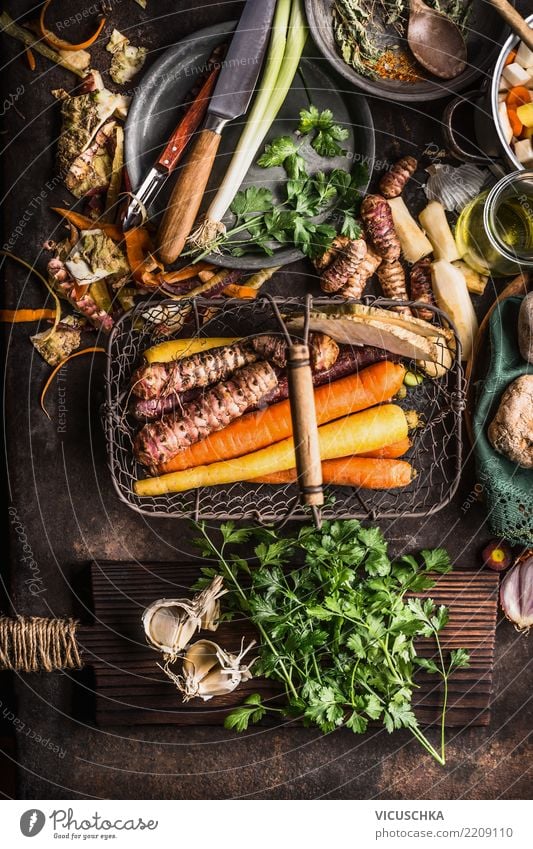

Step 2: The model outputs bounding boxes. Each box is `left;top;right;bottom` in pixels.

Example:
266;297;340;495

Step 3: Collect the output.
0;616;82;672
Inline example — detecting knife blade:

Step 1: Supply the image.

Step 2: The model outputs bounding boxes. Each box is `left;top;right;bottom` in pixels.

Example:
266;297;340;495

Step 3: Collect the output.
122;64;221;231
157;0;277;265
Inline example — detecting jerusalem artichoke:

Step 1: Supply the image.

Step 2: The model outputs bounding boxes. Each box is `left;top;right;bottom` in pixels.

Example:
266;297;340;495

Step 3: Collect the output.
361;194;401;261
409;258;435;321
379;156;418;199
341;246;382;299
377;261;412;315
320;239;367;293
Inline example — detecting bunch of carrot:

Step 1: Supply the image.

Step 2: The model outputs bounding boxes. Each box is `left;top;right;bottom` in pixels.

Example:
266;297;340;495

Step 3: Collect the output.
135;360;416;497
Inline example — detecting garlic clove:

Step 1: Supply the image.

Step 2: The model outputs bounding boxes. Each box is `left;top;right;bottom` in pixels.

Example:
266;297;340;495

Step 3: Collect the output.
142;598;201;657
194;575;227;631
167;638;257;702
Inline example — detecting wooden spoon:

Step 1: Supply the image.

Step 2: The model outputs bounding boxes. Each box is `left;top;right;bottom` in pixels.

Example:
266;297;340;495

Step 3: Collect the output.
486;0;533;52
407;0;467;79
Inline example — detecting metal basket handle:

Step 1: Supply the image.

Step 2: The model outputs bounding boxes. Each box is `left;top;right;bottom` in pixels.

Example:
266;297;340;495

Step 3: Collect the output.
267;295;324;527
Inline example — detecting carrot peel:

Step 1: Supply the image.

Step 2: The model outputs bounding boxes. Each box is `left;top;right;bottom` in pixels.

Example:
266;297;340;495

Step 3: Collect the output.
40;347;105;420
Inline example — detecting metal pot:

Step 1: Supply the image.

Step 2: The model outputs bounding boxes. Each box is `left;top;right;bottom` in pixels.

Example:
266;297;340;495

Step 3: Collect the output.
443;14;533;175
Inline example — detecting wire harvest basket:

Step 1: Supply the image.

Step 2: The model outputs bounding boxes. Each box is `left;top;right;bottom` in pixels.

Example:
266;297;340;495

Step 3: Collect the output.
105;296;465;522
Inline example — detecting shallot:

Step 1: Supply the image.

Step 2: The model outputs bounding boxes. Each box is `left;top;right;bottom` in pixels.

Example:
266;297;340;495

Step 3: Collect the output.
500;552;533;633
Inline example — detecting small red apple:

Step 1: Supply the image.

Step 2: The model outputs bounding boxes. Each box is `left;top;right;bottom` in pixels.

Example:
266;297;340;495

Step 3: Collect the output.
481;539;512;572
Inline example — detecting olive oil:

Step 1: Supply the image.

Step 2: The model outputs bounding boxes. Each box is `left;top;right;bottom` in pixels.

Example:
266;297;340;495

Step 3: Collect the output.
455;172;533;277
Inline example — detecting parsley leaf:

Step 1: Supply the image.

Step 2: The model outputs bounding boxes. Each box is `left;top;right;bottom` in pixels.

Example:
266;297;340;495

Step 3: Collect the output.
224;694;267;732
298;106;349;157
230;186;274;219
257;136;299;168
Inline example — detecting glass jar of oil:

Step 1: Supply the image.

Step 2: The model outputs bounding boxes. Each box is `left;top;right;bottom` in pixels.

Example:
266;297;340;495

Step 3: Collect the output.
455;170;533;277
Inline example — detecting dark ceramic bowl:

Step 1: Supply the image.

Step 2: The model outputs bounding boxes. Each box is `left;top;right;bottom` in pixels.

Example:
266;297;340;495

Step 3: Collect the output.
305;0;510;102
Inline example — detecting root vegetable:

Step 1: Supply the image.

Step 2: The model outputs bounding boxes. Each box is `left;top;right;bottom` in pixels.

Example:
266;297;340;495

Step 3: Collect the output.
134;361;278;467
250;332;339;371
135;403;409;496
377;260;412;315
481;539;512;572
500;551;533;633
250;456;415;488
341;246;382;299
409;257;435;321
143;337;242;364
314;235;350;272
487;375;533;468
379;156;417;199
430;260;478;361
361;194;401;261
360;436;411;458
518;292;533;364
453;261;488;296
419;201;460;262
131;342;257;400
387;196;433;264
153;361;406;475
320;239;367;293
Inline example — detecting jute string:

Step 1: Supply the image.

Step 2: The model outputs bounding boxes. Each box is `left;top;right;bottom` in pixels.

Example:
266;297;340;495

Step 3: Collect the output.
0;616;82;672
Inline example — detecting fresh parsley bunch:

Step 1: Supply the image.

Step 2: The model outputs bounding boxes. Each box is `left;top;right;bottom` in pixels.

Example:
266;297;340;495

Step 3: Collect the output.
190;107;367;261
193;519;469;765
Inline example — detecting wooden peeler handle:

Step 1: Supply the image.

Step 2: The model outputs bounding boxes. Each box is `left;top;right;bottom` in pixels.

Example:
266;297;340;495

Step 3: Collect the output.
487;0;533;51
287;343;324;510
157;127;221;265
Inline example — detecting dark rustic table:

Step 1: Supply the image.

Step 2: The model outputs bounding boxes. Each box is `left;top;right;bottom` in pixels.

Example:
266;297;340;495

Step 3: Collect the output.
1;0;531;800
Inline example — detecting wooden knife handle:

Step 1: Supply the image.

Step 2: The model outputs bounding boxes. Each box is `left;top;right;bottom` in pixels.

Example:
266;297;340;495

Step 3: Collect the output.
287;344;324;508
157;128;221;265
156;68;219;173
487;0;533;50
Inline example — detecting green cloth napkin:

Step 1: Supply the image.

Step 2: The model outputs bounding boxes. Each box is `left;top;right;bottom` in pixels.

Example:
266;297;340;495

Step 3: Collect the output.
473;297;533;546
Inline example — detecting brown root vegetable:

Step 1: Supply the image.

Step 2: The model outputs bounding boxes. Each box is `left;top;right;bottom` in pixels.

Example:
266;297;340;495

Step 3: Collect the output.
341;246;382;299
361;194;401;261
250;332;339;372
488;375;533;469
377;261;412;315
131;342;257;400
409;257;435;321
313;235;350;272
320;239;367;293
379;156;418;199
134;361;278;467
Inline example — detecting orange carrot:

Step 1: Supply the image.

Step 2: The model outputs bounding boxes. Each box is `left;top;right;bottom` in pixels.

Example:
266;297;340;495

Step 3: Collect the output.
25;48;36;70
223;284;258;299
250;457;415;489
504;49;516;66
359;436;412;459
154;360;406;475
507;107;523;137
506;86;531;108
0;308;56;322
39;0;105;51
51;207;122;241
160;263;214;283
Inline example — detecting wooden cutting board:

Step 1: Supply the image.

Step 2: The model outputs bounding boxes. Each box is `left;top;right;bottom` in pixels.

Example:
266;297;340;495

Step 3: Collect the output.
77;562;499;727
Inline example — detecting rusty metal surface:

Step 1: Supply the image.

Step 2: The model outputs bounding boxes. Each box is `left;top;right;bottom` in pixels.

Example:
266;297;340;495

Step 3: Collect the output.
1;0;531;800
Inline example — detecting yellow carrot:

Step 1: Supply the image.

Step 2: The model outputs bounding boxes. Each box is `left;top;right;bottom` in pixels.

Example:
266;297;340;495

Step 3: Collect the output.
143;336;242;363
135;404;408;496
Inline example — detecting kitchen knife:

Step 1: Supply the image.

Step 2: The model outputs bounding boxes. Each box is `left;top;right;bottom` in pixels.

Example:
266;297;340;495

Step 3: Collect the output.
122;64;221;231
157;0;277;265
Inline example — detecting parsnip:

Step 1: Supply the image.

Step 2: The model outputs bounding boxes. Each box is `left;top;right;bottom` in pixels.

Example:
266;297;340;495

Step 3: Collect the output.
419;201;460;263
453;261;489;296
430;260;478;361
388;197;433;263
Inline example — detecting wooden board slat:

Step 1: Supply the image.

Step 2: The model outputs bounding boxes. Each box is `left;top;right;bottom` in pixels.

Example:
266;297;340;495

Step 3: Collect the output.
79;562;498;728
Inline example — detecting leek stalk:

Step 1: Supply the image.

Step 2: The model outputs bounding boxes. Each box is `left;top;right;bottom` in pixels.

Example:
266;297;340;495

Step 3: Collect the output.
191;0;307;248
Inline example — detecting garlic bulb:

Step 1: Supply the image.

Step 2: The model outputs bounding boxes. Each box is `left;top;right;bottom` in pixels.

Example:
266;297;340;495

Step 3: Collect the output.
142;576;227;657
424;164;488;213
162;638;257;702
500;552;533;634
